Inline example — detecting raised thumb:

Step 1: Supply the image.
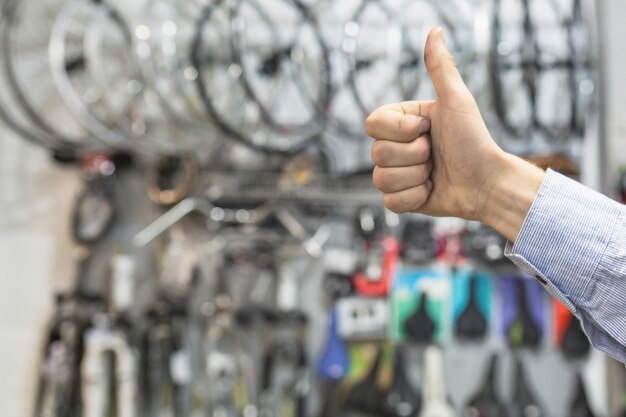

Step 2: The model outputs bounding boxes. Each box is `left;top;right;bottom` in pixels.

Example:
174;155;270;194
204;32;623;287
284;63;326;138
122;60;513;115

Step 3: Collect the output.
424;28;472;106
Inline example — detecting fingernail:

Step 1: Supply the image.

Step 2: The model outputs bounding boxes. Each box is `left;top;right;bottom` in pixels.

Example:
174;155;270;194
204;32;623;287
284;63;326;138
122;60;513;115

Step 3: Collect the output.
426;180;433;190
419;118;431;133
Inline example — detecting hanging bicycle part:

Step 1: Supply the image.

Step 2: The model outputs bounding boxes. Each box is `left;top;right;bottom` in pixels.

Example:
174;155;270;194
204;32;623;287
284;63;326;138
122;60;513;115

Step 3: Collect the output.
461;224;508;264
33;293;94;417
81;317;139;417
336;297;388;340
192;0;331;155
401;219;436;265
134;0;214;127
323;273;355;300
0;0;97;152
509;357;544;417
419;346;455;417
383;347;421;417
462;354;507;417
455;274;488;341
201;309;257;417
345;347;386;416
324;0;403;140
568;373;596;417
49;0;207;154
342;0;403;122
404;292;436;344
316;308;349;417
141;301;190;417
71;154;119;245
353;206;400;297
260;310;309;417
353;235;399;297
491;0;596;145
49;0;134;149
316;379;342;417
147;156;198;206
133;192;333;259
317;309;349;381
562;315;591;359
508;279;541;349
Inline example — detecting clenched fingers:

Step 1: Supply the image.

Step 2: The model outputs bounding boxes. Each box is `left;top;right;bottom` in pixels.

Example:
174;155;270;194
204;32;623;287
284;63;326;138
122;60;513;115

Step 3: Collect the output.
371;135;431;167
373;162;433;193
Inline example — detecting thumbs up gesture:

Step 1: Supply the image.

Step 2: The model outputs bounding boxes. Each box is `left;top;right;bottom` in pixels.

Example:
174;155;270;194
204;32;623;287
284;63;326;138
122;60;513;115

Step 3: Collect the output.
367;27;498;219
366;28;544;240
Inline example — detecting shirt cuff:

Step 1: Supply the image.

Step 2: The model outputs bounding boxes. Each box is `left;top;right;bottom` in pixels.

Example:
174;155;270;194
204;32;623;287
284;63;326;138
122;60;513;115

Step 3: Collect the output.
505;169;621;305
504;169;626;362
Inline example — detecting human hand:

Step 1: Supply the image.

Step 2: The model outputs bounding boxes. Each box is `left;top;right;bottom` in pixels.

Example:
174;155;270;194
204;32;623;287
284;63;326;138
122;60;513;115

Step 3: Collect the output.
366;27;544;240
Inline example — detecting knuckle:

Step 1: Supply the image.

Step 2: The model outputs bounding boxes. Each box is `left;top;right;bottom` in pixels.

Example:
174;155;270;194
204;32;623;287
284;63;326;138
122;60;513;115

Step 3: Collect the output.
371;142;388;166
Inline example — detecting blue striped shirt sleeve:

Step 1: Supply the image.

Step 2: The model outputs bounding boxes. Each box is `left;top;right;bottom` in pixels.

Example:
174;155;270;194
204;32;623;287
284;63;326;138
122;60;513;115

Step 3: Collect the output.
505;169;626;363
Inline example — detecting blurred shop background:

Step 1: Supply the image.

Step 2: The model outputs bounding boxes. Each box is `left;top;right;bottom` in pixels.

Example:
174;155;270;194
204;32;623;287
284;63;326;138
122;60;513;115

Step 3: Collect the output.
1;0;626;417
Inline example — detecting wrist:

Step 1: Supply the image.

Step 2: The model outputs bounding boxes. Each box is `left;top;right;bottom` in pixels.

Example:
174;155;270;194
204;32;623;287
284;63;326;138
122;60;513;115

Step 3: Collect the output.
478;152;546;242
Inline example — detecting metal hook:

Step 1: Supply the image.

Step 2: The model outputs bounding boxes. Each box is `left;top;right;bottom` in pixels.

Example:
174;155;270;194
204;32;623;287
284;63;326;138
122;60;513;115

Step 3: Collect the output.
134;196;331;258
133;197;215;248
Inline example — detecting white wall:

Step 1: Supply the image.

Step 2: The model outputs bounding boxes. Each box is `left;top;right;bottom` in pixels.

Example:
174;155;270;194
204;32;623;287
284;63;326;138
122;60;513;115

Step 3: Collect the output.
0;130;80;417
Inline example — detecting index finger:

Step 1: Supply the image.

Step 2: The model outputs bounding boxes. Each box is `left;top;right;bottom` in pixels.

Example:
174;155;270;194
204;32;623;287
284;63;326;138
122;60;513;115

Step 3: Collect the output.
365;109;431;142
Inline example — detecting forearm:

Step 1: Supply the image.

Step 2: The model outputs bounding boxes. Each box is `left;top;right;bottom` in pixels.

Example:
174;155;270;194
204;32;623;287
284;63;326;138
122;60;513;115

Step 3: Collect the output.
479;153;545;242
477;154;626;362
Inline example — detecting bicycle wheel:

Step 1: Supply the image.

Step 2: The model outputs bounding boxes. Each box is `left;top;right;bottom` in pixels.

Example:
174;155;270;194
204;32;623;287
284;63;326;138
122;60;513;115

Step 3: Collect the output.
0;0;96;151
49;0;213;155
343;0;404;118
49;0;129;148
135;0;214;126
193;0;331;155
490;0;596;147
